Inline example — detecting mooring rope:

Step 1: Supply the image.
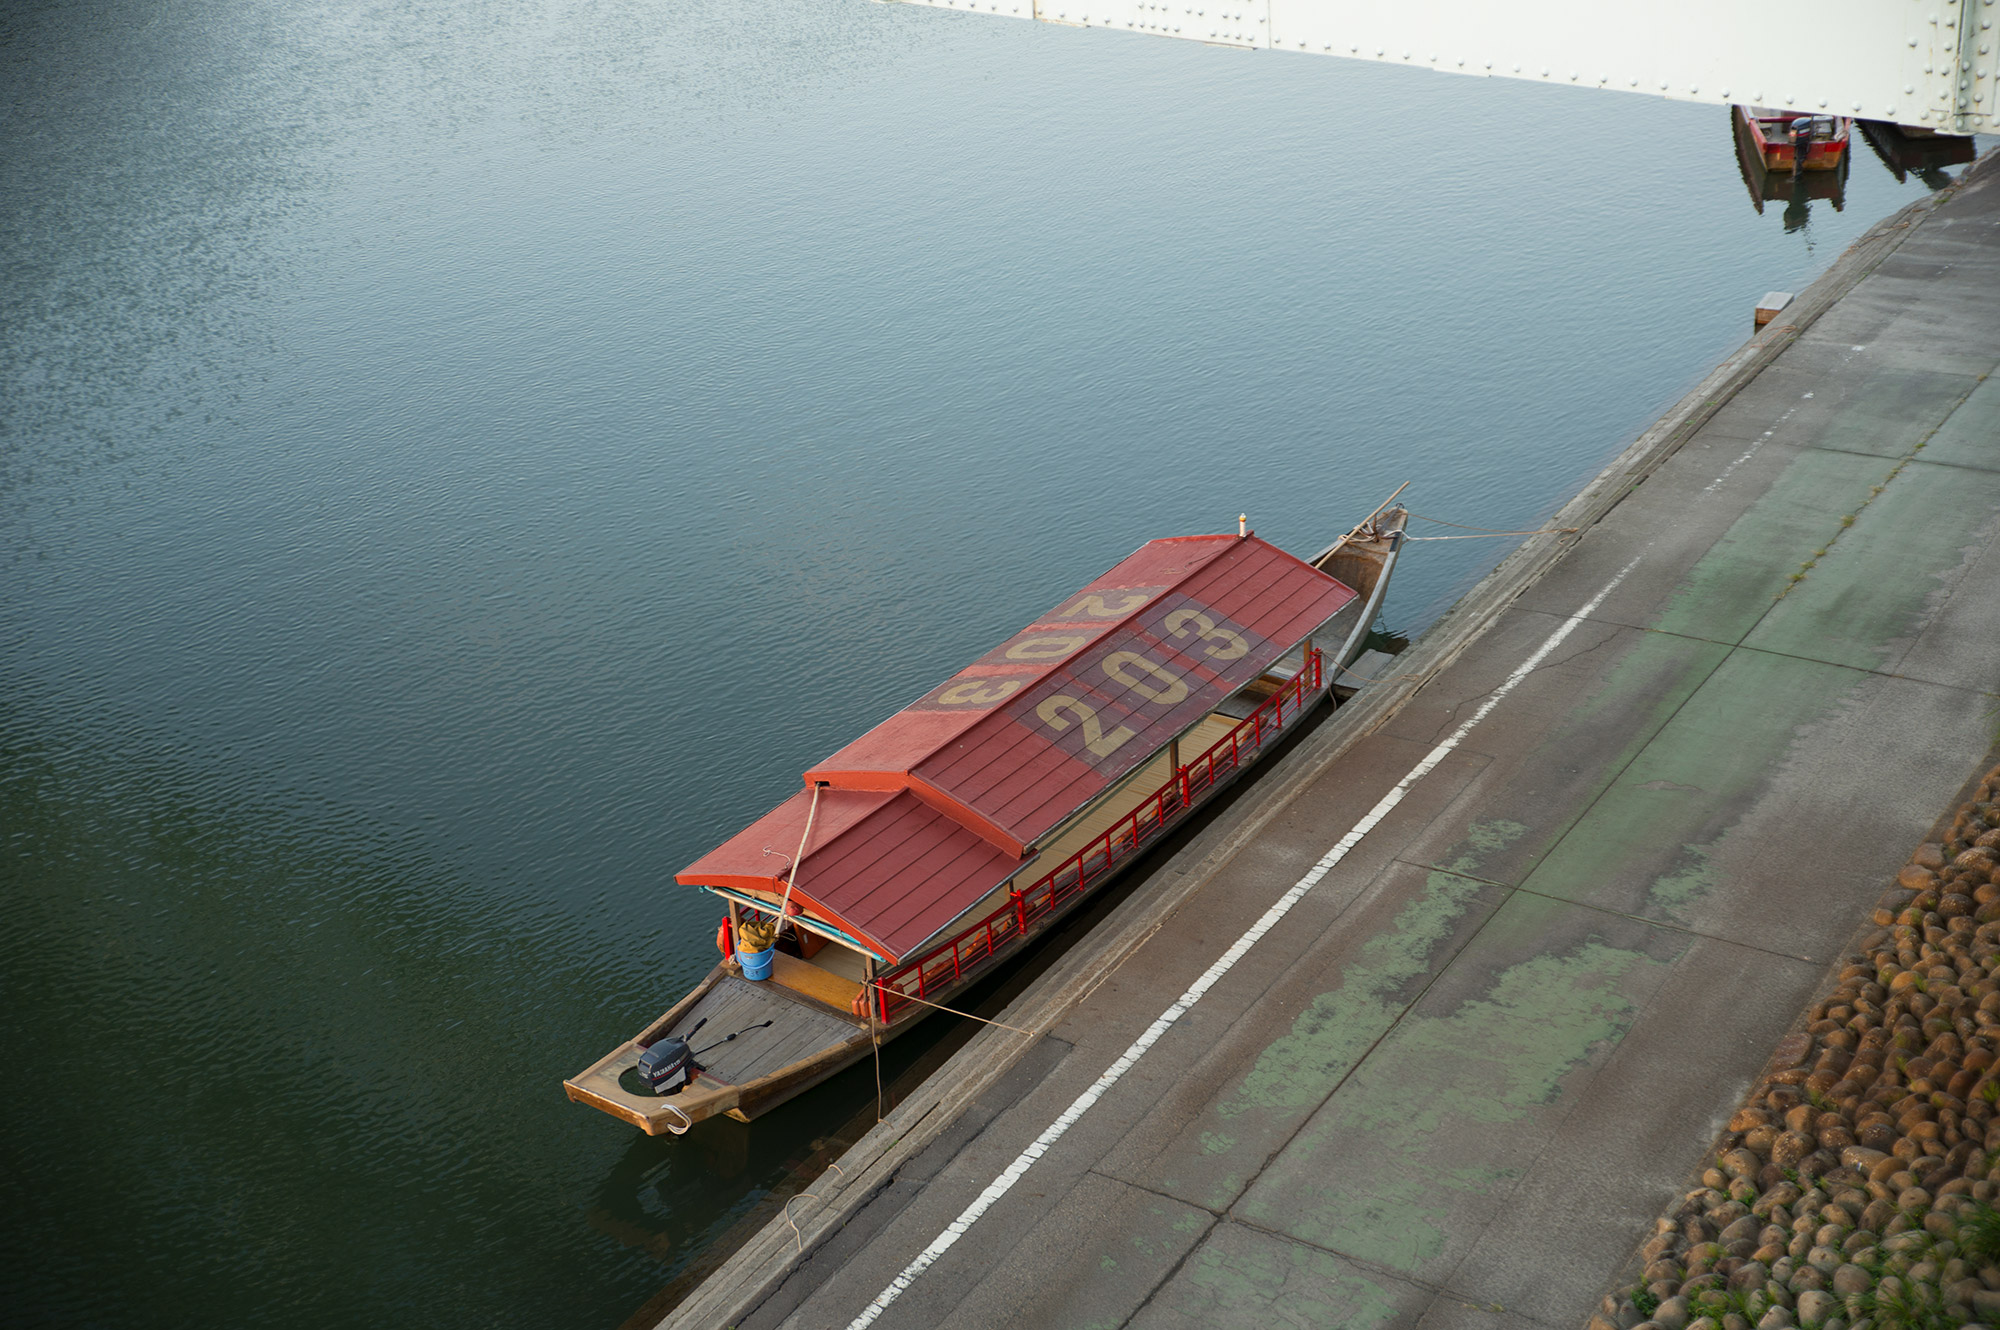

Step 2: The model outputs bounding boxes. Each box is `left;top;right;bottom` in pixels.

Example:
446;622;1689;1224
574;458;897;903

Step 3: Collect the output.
776;781;825;924
1404;531;1575;540
1404;511;1579;540
869;987;1042;1035
1331;658;1425;686
782;1161;845;1253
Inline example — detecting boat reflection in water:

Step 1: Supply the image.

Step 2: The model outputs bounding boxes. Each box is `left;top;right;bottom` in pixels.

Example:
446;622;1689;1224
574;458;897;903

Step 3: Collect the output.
1732;108;1848;233
1857;119;1978;192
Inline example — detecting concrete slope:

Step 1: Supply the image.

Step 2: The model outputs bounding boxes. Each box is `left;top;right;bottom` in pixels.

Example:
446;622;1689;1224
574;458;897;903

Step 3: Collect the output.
667;152;2000;1330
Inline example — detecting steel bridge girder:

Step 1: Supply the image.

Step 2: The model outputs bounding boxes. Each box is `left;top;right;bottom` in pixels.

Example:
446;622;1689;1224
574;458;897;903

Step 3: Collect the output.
887;0;1999;135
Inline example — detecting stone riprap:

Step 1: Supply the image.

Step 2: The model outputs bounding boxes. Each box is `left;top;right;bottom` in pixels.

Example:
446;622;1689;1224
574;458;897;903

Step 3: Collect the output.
1595;763;2000;1330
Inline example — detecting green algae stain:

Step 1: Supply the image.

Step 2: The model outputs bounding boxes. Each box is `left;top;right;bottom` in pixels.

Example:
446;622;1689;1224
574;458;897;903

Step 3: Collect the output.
1171;1235;1406;1329
1648;841;1720;917
1522;648;1859;918
1446;819;1527;875
1747;457;2000;672
1568;631;1732;772
1155;823;1524;1210
1651;448;1891;645
1369;944;1645;1121
1490;629;1735;892
1244;938;1659;1274
1218;865;1493;1120
1213;821;1522;1129
1289;1168;1494;1272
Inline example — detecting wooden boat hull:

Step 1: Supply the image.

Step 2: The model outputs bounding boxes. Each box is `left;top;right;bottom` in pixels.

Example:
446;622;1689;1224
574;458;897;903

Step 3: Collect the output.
566;503;1409;1135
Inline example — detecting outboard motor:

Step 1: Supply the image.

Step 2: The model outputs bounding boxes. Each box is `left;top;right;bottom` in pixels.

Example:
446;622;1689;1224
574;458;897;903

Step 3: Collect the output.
636;1018;705;1094
634;1017;774;1095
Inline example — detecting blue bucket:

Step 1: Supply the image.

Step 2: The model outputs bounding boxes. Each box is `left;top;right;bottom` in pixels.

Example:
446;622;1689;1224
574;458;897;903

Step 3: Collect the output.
738;946;774;981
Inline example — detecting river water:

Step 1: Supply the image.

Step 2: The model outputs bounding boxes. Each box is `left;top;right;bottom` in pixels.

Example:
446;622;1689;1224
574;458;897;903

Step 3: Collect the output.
1;0;1979;1324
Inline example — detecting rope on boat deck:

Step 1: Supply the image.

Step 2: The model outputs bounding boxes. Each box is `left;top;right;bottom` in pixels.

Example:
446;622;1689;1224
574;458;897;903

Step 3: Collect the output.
1403;512;1581;540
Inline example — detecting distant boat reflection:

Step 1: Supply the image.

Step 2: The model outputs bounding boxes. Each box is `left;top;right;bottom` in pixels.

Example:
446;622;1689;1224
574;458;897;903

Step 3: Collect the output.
1732;109;1847;232
1857;119;1978;191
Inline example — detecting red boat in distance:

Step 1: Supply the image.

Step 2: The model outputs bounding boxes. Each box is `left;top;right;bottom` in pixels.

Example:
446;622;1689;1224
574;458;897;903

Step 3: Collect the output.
1734;105;1851;171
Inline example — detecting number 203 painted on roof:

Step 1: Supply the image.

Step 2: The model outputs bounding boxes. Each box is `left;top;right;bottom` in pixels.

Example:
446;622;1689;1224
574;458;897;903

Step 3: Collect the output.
1031;608;1252;760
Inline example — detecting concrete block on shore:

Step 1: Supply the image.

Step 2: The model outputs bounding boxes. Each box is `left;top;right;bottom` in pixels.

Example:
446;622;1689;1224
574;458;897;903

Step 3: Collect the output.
1755;291;1794;326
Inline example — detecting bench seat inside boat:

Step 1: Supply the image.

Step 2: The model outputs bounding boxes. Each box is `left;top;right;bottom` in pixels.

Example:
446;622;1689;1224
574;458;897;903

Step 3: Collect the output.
769;950;863;1011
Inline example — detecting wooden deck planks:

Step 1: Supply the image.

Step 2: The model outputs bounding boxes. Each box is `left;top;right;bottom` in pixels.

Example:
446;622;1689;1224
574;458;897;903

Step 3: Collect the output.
735;1023;861;1085
669;976;857;1085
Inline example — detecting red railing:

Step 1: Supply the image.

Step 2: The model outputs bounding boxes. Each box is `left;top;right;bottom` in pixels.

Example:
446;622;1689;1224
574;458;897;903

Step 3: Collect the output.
868;650;1324;1022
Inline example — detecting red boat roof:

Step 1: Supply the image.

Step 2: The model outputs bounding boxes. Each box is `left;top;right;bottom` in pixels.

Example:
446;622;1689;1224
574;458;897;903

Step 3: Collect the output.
677;787;1022;962
676;532;1357;962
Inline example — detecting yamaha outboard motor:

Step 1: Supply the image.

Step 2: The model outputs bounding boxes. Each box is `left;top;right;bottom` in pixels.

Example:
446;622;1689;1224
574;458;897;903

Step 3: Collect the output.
635;1017;774;1095
637;1019;705;1094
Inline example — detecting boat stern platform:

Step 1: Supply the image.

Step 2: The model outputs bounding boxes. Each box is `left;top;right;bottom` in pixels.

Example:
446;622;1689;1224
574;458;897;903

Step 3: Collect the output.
565;966;868;1134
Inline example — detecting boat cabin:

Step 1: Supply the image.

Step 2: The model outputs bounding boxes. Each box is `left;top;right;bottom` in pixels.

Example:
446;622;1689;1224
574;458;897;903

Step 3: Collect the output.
678;532;1356;1001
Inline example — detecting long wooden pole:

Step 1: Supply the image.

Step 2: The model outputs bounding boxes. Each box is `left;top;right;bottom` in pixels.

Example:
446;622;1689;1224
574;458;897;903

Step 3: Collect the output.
1342;481;1411;543
865;957;885;1121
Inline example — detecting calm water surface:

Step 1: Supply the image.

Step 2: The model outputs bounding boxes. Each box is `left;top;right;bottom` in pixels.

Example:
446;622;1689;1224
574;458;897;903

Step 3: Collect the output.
2;0;1980;1324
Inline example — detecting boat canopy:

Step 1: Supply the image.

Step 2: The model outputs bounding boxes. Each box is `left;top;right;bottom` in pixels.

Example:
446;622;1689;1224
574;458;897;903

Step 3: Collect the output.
677;533;1357;963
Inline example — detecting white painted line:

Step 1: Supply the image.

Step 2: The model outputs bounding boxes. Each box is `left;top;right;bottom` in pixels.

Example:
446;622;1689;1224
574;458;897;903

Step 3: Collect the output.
1705;346;1863;493
844;555;1644;1329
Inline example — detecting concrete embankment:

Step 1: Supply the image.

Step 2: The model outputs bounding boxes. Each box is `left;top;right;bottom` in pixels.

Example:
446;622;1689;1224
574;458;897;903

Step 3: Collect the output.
657;150;2000;1330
